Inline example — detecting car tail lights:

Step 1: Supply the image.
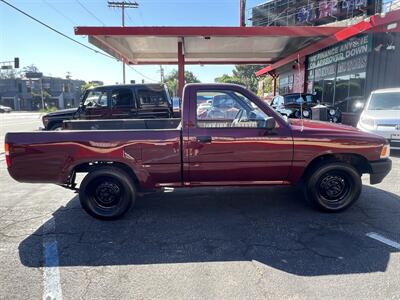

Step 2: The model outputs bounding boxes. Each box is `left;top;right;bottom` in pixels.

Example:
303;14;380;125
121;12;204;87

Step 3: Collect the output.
4;143;11;168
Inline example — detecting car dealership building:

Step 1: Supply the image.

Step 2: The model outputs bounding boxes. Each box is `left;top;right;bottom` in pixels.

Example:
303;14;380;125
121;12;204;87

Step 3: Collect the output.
254;0;400;125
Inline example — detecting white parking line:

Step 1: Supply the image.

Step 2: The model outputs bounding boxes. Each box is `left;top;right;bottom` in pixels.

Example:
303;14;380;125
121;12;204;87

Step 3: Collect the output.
366;232;400;250
42;218;63;300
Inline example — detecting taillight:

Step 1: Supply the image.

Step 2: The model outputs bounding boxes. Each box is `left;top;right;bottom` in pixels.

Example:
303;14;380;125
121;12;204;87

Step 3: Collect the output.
4;143;10;168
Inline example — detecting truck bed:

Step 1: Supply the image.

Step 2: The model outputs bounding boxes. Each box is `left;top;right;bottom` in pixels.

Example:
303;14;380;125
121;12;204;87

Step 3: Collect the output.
5;126;183;188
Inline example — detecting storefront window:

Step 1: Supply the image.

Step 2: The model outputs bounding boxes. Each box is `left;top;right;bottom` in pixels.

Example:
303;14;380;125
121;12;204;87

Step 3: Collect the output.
313;79;323;101
349;72;366;98
322;78;335;104
335;75;350;101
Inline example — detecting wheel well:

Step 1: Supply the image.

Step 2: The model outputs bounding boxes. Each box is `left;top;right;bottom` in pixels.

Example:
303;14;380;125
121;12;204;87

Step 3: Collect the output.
72;161;140;189
302;153;372;181
48;121;62;129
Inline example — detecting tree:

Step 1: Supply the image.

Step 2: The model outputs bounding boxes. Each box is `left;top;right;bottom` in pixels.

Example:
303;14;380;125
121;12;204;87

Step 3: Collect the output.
22;64;40;74
80;82;100;93
232;65;265;92
164;70;200;97
0;68;19;79
214;65;266;93
214;74;244;85
257;76;273;97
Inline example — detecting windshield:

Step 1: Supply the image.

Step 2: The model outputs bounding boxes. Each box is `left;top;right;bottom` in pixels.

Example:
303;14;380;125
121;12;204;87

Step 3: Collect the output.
368;92;400;110
83;90;108;107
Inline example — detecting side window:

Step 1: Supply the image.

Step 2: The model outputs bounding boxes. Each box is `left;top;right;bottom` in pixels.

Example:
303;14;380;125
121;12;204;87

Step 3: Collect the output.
111;88;133;108
84;90;108;107
137;88;168;107
196;90;271;129
274;96;284;106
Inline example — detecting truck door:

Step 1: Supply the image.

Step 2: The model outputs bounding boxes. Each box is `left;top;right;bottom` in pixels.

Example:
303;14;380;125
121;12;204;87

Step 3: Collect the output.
184;87;293;186
81;88;110;119
110;87;136;119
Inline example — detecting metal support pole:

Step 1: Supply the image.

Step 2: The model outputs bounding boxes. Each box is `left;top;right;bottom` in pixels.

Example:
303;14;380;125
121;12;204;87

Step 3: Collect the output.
40;78;45;110
240;0;246;27
122;2;125;84
273;77;277;96
177;41;185;98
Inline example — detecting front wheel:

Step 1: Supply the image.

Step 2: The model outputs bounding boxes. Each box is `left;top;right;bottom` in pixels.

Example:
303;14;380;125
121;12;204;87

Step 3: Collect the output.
304;162;362;212
79;167;136;220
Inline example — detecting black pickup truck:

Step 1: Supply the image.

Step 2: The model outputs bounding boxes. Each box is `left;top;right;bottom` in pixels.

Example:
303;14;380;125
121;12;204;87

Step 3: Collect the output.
42;83;173;130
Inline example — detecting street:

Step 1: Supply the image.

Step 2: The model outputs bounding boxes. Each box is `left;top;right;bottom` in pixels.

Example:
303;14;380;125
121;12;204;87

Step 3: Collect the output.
0;113;399;299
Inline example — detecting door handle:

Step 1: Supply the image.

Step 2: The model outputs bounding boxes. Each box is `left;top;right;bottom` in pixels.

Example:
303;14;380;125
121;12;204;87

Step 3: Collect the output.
196;136;212;143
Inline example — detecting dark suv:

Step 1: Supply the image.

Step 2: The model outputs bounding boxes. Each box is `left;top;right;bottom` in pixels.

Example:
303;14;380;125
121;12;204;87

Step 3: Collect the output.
42;84;173;130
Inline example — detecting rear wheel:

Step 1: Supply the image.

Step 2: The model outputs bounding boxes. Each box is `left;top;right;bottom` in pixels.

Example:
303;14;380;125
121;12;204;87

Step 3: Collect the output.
79;167;136;220
304;162;362;212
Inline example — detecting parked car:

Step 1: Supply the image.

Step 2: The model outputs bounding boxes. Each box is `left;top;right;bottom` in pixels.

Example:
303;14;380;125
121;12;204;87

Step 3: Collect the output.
5;83;391;219
335;96;365;126
271;93;341;123
42;84;173;130
0;105;12;113
357;88;400;150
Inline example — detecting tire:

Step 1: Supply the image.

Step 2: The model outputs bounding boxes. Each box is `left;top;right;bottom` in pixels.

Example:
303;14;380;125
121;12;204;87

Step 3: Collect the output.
49;123;63;131
79;166;136;220
304;162;362;212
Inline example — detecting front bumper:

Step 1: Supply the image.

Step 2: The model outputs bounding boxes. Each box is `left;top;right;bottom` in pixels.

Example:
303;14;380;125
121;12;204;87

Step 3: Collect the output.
369;159;392;184
358;123;400;150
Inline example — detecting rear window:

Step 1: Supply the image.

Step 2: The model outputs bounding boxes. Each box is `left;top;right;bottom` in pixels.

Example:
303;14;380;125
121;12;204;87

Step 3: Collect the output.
137;87;168;107
284;94;315;104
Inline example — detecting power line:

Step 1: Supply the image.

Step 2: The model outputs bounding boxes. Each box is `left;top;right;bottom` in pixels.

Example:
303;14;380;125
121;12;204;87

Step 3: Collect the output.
125;11;136;25
0;0;116;60
107;1;139;84
42;0;77;26
1;0;158;83
127;65;158;82
75;0;106;26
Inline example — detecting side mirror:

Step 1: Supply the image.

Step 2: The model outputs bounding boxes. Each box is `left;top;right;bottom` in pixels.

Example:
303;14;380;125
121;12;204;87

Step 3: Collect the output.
264;117;276;130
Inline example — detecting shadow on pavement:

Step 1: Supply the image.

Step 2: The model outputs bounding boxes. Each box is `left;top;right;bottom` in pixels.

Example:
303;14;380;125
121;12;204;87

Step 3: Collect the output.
19;185;400;276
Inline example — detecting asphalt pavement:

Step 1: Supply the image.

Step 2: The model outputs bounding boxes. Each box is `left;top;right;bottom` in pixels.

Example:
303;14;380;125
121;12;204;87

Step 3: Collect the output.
0;113;399;299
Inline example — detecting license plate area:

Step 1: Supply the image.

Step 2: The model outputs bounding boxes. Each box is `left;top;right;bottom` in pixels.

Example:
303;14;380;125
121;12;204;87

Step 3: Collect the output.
391;133;400;140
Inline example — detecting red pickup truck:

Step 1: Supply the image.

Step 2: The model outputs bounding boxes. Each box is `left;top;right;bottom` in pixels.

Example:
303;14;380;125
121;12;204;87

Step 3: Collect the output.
5;84;392;219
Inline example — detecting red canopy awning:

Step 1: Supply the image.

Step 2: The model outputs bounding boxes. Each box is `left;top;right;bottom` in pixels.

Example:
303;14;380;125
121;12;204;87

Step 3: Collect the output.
74;26;345;65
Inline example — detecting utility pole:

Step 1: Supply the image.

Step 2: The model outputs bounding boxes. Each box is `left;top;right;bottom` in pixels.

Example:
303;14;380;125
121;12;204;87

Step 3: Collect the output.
107;1;139;84
159;65;164;83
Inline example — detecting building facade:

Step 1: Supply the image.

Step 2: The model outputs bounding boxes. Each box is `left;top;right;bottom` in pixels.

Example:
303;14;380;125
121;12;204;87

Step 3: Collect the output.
0;76;85;111
252;0;400;125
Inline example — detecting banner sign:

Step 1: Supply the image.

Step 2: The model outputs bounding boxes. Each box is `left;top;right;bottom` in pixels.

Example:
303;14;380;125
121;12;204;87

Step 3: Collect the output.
308;34;372;70
298;0;368;24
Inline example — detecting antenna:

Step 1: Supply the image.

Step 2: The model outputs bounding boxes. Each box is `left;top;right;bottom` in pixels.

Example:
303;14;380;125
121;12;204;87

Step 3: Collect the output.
296;53;304;131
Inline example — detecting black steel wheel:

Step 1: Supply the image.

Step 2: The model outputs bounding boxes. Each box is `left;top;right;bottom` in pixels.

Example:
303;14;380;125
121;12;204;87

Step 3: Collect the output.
304;162;361;212
79;166;136;220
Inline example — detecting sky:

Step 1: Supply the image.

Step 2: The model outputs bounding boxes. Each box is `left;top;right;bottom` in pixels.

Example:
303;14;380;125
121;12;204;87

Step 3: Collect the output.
0;0;263;84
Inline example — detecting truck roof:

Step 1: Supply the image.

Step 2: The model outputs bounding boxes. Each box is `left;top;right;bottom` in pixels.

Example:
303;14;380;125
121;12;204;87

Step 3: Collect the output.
371;87;400;94
89;83;165;90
